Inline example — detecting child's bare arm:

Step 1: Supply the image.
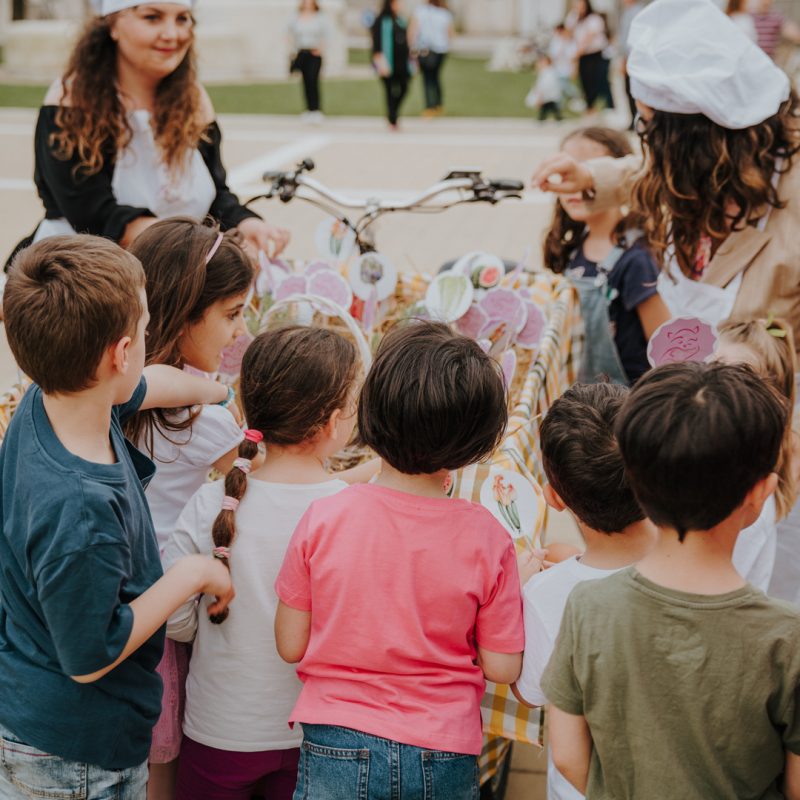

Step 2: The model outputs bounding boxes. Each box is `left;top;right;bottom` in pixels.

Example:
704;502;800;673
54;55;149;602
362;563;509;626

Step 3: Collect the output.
549;705;592;794
476;646;522;685
140;364;227;411
275;601;311;663
71;555;233;683
636;294;671;341
785;751;800;800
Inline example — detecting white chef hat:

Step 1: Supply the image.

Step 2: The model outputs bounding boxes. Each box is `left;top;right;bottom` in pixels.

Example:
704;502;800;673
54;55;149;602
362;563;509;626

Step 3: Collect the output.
92;0;195;15
627;0;790;130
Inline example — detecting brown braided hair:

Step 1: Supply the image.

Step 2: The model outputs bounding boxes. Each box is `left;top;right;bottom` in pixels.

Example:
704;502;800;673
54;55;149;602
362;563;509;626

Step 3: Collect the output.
631;93;800;276
51;13;205;177
209;326;359;624
123;218;254;454
543;126;640;273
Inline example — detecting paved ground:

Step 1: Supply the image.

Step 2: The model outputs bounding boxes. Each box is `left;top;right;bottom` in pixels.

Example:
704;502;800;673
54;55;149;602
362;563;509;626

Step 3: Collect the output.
0;108;599;797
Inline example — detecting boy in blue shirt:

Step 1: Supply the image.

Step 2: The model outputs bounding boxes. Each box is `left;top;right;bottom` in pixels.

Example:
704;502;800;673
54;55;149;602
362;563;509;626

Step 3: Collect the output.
0;235;234;798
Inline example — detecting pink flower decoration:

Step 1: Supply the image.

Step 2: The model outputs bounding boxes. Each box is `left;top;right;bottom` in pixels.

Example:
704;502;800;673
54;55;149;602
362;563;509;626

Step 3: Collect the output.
647;317;718;368
456;305;490;340
219;332;254;380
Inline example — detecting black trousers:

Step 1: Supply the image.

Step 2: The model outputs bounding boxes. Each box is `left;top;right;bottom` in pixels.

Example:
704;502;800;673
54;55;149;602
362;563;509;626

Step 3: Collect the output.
296;49;322;112
578;51;613;110
382;74;409;125
539;101;562;120
419;51;446;109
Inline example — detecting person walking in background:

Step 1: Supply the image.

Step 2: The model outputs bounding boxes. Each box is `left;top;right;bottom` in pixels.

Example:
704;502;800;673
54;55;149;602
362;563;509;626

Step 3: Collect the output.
525;52;564;121
750;0;800;60
371;0;412;131
289;0;329;122
617;0;644;128
549;23;580;110
409;0;454;117
569;0;613;113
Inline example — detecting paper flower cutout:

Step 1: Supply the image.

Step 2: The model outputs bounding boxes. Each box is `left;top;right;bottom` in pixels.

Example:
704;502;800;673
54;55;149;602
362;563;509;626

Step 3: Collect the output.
647;317;718;367
425;272;474;323
516;301;546;350
308;270;353;310
218;332;254;381
453;251;505;290
349;252;398;302
315;217;357;263
274;275;308;301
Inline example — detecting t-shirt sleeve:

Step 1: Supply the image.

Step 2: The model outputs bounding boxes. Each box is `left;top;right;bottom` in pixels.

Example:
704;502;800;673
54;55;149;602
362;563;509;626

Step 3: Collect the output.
113;376;148;426
474;538;525;653
182;404;243;468
617;246;660;313
35;542;135;676
274;507;314;612
541;594;585;715
514;582;555;707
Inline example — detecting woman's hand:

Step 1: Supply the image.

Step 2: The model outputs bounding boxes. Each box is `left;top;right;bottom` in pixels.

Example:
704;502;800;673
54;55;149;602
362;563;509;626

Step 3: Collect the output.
237;217;291;258
531;153;594;195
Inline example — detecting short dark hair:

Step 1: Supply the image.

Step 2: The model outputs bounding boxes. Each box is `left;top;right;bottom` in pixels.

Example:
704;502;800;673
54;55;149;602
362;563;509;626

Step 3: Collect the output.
358;321;507;474
616;362;787;540
4;235;144;395
540;383;644;533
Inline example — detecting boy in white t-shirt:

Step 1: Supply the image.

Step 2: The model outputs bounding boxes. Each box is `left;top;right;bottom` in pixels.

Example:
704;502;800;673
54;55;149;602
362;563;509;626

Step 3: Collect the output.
512;382;655;800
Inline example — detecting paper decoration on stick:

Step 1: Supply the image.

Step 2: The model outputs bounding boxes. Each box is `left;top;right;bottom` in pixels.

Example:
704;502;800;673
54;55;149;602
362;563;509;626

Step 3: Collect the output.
647;316;718;367
501;349;517;388
308;270;353;310
478;467;545;541
218;332;254;382
516;300;546;350
456;304;490;339
274;274;308;301
425;272;474;322
349;252;398;302
452;251;505;290
315;217;356;263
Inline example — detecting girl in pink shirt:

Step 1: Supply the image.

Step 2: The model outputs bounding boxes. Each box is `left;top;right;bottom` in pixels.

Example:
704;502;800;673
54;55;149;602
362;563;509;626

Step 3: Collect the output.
275;321;525;800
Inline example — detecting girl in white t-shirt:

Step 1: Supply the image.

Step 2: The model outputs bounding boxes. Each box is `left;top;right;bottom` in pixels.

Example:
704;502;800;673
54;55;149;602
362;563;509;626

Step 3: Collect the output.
714;316;799;591
125;217;254;800
163;326;362;800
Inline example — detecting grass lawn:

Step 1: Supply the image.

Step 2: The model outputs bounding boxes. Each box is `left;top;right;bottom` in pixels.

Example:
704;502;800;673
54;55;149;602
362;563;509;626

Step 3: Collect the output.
0;53;538;118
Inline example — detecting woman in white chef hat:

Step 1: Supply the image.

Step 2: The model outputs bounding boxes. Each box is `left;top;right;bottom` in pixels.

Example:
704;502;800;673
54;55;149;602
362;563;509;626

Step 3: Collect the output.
8;1;288;262
532;0;799;345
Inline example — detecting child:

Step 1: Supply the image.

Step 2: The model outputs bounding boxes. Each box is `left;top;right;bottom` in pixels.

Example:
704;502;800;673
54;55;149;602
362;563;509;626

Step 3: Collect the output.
525;52;564;121
125;218;254;798
548;23;579;105
513;382;655;800
543;127;671;385
714;316;798;591
0;235;234;798
163;326;360;800
274;321;524;800
542;361;800;799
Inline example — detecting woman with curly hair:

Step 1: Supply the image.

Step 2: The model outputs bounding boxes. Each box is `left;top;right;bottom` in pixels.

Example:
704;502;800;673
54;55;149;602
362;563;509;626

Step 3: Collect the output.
11;1;289;260
532;0;800;349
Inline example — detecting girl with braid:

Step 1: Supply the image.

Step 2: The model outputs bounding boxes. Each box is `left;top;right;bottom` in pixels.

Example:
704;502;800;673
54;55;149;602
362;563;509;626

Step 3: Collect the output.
162;325;362;800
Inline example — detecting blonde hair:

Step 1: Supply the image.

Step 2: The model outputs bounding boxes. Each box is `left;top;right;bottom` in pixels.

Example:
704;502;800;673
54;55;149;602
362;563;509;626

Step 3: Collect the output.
718;316;797;518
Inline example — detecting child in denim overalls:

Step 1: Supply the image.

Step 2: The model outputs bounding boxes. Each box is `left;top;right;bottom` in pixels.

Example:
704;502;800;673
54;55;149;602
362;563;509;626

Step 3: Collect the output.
543;127;670;384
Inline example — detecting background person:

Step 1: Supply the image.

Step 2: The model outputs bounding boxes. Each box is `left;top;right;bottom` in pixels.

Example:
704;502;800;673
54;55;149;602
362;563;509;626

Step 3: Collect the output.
371;0;412;131
288;0;329;122
10;0;288;262
569;0;613;113
408;0;454;117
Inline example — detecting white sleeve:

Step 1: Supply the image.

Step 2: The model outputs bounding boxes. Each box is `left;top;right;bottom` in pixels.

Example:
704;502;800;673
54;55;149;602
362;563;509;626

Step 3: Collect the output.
182;404;243;469
514;585;554;707
163;486;219;642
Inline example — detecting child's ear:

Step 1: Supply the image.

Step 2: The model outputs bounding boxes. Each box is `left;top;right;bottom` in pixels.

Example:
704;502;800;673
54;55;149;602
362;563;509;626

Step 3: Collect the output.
543;483;567;512
323;408;342;441
110;336;133;376
742;472;778;523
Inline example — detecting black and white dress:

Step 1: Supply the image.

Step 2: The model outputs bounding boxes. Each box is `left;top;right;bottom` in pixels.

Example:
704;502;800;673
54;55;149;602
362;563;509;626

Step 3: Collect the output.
11;105;258;258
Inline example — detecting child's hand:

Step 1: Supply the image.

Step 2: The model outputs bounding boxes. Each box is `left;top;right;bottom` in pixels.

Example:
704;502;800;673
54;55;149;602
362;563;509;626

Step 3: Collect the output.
517;548;552;586
531;153;594;194
201;558;236;618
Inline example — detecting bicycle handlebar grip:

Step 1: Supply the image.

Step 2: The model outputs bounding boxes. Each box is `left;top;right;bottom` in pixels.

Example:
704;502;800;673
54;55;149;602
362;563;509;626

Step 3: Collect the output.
488;179;525;192
262;170;285;182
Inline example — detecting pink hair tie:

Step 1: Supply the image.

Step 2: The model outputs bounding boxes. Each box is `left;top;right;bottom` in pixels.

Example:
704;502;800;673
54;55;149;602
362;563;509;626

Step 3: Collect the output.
205;232;224;264
221;496;240;512
244;429;263;444
233;457;252;474
212;546;231;561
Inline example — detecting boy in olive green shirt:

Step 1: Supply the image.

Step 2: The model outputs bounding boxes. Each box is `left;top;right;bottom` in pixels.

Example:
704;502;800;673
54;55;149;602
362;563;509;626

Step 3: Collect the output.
542;362;800;800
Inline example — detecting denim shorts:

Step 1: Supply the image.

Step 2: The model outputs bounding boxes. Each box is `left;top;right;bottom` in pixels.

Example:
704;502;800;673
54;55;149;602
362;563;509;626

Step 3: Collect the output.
0;722;147;800
293;724;478;800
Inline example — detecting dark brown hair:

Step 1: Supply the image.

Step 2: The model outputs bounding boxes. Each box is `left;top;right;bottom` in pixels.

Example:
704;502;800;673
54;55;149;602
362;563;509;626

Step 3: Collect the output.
358;321;507;474
4;235;144;394
631;93;800;276
541;382;644;533
615;361;787;541
717;316;797;518
209;326;359;623
543;127;637;274
124;218;255;453
51;12;205;177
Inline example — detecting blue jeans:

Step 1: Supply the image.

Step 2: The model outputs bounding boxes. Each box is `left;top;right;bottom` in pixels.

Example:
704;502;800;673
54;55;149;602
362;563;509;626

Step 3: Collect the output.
293;724;478;800
0;723;147;799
